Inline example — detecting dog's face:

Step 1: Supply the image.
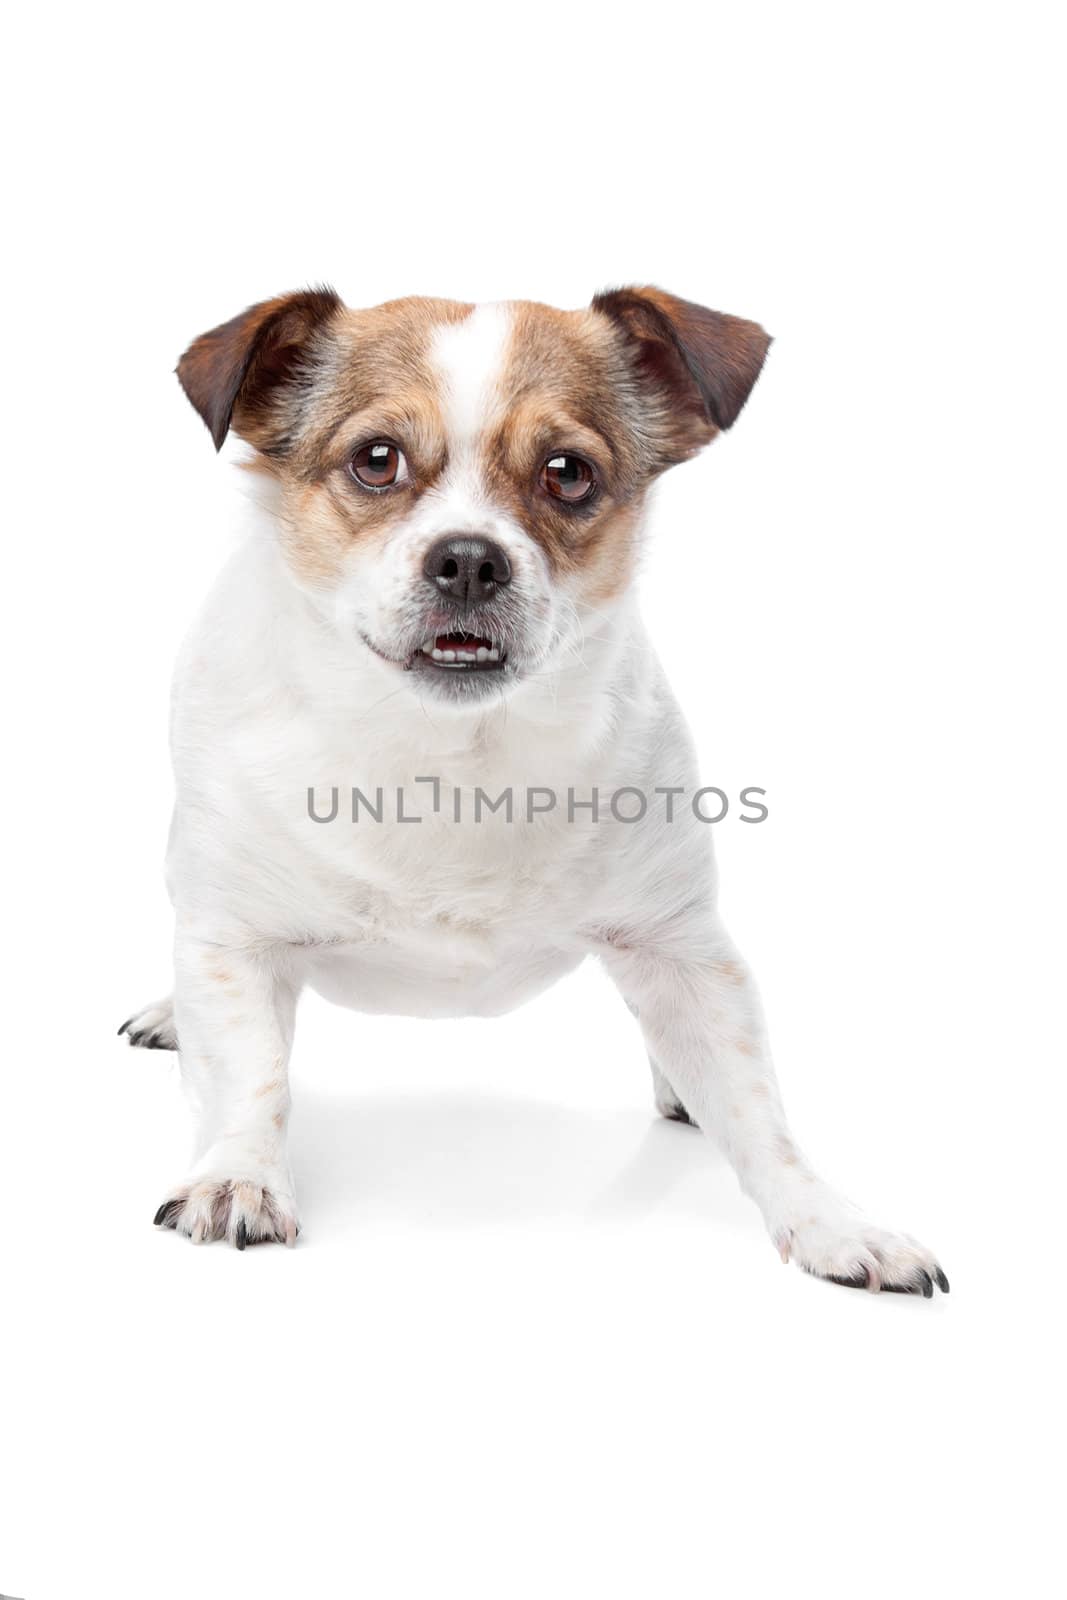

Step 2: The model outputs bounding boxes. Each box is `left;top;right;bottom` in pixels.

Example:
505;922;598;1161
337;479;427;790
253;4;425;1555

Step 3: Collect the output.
178;287;770;705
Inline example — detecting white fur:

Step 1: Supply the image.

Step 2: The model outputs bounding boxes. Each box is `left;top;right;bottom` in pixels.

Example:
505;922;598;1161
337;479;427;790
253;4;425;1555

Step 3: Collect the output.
431;301;512;451
143;302;945;1288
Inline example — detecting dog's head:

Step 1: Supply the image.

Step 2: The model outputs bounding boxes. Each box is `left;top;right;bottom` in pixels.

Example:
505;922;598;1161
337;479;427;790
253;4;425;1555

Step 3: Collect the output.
178;287;770;705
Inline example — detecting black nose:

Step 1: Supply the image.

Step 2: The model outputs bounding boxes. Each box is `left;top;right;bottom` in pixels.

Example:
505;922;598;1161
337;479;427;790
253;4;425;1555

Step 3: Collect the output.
423;536;511;607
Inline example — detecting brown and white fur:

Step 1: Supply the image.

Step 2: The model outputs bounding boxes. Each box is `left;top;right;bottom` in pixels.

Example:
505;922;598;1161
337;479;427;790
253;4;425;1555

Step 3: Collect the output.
122;285;947;1294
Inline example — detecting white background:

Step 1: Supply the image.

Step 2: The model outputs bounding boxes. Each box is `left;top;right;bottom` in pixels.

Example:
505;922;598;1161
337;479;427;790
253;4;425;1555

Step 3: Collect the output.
2;3;1063;1597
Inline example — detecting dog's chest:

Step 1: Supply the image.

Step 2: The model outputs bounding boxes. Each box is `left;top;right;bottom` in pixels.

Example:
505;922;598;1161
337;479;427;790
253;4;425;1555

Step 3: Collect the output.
297;807;595;1016
278;765;604;1016
176;653;631;1017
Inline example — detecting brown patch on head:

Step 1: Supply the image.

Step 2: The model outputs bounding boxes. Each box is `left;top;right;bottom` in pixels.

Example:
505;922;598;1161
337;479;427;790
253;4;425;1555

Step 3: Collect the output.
278;296;473;483
178;292;473;587
476;302;656;603
271;297;474;587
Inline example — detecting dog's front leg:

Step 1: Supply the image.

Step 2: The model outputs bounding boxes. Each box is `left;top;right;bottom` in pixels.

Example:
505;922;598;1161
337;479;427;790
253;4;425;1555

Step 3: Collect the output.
604;924;948;1295
153;928;299;1248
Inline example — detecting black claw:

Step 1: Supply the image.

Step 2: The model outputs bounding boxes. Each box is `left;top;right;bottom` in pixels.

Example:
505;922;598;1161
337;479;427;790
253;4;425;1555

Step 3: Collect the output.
125;1027;176;1052
667;1103;697;1126
880;1274;933;1296
118;1018;132;1036
153;1199;182;1229
235;1220;248;1251
821;1269;870;1291
821;1263;943;1299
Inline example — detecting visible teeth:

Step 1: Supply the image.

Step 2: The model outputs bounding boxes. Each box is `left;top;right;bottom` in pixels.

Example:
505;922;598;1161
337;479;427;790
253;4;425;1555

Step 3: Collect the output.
423;639;504;666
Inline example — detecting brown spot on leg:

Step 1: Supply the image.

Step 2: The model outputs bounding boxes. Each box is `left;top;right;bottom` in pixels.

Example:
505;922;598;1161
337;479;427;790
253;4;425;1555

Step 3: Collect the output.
714;960;745;985
776;1134;799;1166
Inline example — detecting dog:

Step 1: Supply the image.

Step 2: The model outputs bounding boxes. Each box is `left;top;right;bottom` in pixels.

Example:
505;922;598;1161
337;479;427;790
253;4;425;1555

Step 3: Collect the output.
120;284;947;1294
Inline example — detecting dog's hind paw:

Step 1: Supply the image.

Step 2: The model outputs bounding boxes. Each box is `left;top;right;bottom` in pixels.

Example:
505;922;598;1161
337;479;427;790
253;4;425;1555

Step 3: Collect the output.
650;1058;697;1125
153;1176;299;1249
118;996;176;1051
655;1090;696;1125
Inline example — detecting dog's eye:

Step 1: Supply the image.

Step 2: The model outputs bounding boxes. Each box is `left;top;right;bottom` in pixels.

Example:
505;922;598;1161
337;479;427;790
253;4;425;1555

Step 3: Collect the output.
349;441;407;490
541;454;596;505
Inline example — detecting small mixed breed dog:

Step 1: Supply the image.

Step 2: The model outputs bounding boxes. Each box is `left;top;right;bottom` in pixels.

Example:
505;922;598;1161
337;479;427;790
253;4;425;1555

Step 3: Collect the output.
122;284;947;1295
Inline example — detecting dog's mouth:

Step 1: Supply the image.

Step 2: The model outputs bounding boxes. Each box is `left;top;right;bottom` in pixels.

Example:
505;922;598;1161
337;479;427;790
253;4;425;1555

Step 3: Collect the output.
358;624;521;695
411;631;508;672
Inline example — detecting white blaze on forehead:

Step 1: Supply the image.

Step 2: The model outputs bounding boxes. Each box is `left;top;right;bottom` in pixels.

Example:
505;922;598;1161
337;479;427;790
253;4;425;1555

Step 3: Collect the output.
430;302;513;457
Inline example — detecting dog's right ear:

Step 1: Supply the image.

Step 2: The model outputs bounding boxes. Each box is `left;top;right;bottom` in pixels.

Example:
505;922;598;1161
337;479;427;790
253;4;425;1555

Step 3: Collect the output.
176;286;343;452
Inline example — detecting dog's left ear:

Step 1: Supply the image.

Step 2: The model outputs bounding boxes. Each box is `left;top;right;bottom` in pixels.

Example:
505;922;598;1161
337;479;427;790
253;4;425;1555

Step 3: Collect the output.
176;286;343;452
593;285;771;463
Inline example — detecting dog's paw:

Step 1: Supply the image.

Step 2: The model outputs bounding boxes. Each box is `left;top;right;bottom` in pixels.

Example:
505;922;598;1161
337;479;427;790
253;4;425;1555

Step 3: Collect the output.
153;1177;299;1249
775;1208;949;1297
118;996;176;1051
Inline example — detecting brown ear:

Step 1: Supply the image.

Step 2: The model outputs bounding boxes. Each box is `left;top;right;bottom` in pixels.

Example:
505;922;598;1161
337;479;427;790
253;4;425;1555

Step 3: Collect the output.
176;286;343;452
593;285;771;460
